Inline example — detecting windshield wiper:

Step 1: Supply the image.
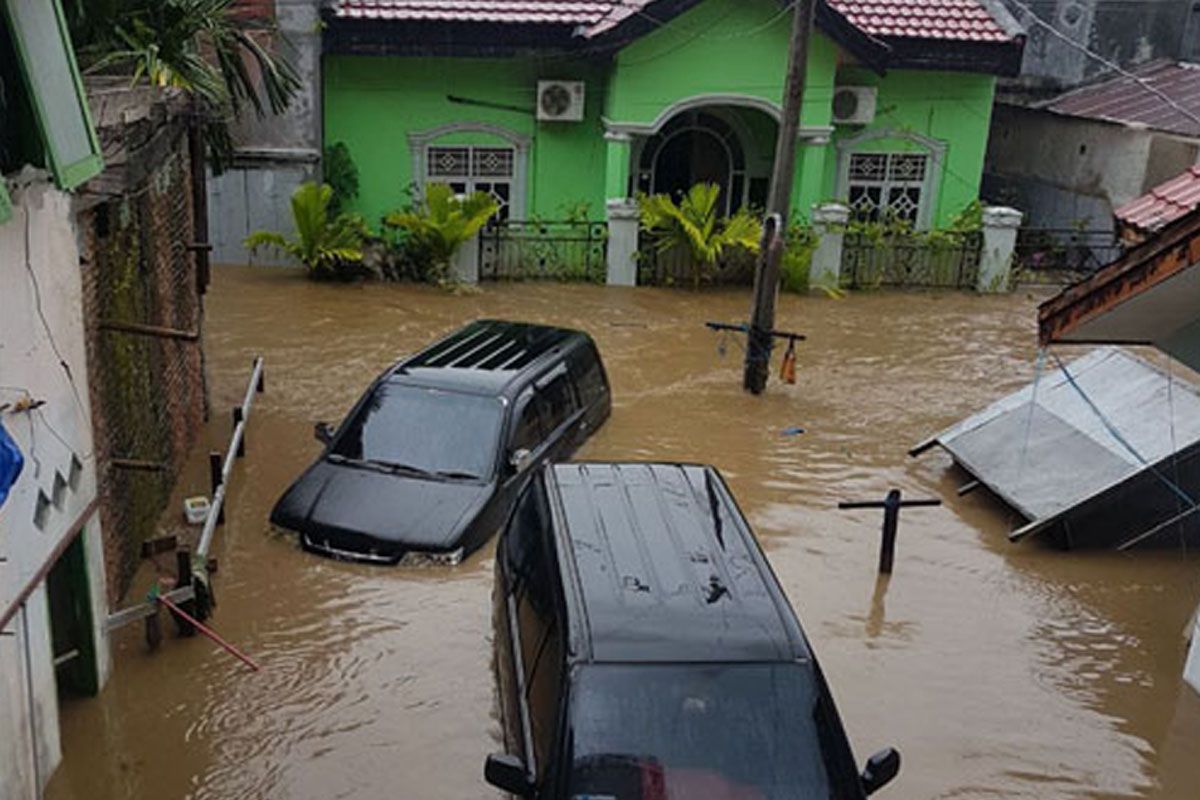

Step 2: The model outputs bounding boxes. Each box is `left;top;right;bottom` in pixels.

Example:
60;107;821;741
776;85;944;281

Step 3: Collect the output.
327;454;434;478
433;469;483;481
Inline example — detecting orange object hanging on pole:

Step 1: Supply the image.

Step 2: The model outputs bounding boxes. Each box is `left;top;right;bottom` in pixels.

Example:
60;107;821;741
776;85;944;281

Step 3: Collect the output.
780;339;797;385
157;595;261;672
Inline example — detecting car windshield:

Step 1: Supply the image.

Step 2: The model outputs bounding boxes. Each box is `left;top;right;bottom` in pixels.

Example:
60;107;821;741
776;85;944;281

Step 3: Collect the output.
566;664;862;800
330;381;503;480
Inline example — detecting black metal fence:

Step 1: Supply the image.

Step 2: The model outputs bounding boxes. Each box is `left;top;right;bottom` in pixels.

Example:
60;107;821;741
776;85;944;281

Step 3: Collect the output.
840;231;983;289
1013;228;1123;277
636;237;758;287
478;220;607;282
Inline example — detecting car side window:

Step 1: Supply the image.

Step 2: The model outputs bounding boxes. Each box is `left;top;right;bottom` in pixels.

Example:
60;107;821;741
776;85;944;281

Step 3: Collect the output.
536;370;576;435
568;343;606;404
510;390;542;454
526;616;564;781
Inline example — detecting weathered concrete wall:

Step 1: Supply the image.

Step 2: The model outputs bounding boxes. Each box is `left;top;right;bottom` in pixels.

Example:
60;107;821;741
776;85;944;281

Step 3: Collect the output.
0;174;110;800
212;0;322;266
986;104;1156;227
999;0;1199;90
81;87;209;602
986;104;1200;229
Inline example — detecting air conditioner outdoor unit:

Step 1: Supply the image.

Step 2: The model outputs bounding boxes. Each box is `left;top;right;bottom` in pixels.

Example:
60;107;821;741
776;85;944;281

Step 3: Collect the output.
831;86;877;125
537;80;585;122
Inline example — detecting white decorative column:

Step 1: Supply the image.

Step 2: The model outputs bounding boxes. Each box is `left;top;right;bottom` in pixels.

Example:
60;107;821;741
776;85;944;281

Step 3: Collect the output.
451;233;480;284
604;130;639;287
605;200;639;287
810;202;850;291
978;206;1023;293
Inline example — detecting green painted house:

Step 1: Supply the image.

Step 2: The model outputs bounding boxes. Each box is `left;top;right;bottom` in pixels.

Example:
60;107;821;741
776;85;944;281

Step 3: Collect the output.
323;0;1024;283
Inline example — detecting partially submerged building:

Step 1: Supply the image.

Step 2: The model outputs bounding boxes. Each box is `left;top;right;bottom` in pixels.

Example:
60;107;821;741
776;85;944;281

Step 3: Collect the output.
1039;203;1200;694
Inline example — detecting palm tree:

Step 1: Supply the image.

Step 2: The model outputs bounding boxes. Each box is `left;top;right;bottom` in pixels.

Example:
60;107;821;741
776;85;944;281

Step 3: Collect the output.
383;184;500;281
639;183;762;289
245;183;368;280
68;0;300;169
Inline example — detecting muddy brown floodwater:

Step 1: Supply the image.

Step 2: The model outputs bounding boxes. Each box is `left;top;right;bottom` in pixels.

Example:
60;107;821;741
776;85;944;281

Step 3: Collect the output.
46;266;1200;800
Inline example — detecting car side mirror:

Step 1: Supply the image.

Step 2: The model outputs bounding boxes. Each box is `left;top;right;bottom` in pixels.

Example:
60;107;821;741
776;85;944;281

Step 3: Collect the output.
484;753;534;797
314;422;334;446
509;448;533;474
861;747;900;795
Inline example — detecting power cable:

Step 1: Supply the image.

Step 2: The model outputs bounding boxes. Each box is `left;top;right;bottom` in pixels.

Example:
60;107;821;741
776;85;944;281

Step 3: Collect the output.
1006;0;1200;130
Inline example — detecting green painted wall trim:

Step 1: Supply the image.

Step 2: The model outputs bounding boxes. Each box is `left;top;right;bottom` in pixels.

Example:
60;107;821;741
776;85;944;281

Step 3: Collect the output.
0;178;11;225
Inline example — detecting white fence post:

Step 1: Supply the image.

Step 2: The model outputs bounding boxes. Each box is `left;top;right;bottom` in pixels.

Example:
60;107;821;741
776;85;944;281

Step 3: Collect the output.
810;203;850;291
605;200;640;287
978;206;1023;293
451;232;480;284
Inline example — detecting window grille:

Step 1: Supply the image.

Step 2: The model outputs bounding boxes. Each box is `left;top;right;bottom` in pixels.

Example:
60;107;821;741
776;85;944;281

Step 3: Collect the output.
847;152;929;224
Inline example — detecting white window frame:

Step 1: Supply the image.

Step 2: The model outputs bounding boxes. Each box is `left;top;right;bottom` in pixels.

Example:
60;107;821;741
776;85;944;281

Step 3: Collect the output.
835;128;946;230
846;152;929;225
407;123;531;219
426;144;517;220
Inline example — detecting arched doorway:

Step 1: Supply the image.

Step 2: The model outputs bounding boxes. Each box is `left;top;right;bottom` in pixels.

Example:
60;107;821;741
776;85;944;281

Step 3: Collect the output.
636;110;763;215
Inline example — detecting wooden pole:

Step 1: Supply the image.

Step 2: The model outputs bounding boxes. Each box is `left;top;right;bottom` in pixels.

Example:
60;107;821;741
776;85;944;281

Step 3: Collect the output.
173;549;196;637
879;490;901;574
745;0;816;395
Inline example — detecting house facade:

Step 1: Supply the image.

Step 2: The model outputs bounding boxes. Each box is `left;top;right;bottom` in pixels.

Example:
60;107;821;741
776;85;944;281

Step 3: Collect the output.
322;0;1024;283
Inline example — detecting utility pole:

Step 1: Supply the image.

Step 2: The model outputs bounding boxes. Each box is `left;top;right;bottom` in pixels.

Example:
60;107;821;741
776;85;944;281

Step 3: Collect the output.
744;0;816;394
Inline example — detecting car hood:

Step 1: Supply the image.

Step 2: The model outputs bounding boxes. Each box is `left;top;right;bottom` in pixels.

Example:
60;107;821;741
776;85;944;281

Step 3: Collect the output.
270;459;493;553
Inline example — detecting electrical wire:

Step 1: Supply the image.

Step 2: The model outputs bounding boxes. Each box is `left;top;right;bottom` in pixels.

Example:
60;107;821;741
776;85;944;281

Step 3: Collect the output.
1005;0;1200;130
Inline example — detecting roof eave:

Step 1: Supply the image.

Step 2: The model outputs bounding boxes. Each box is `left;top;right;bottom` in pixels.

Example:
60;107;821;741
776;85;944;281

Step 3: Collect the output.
1038;208;1200;346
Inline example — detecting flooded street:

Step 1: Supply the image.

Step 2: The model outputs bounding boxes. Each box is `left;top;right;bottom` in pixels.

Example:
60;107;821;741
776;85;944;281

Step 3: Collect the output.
47;266;1200;800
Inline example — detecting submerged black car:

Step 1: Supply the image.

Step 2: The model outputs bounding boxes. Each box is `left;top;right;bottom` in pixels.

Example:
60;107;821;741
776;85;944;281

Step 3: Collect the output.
270;320;611;564
488;462;901;799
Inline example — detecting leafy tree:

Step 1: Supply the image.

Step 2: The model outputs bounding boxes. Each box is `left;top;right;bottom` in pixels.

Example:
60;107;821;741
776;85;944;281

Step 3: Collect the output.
323;142;359;216
383;184;499;282
639;183;762;289
244;182;367;280
68;0;300;170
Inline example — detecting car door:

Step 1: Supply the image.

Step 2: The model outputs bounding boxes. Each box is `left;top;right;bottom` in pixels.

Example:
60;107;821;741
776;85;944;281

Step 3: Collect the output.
499;479;565;791
532;366;582;462
566;342;610;443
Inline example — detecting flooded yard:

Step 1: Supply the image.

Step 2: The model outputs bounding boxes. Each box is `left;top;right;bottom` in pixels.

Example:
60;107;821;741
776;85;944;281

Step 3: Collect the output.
47;266;1200;800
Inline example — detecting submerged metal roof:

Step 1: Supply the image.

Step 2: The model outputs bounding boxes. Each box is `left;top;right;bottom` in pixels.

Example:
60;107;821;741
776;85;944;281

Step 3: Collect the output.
550;462;808;664
1043;60;1200;138
911;348;1200;541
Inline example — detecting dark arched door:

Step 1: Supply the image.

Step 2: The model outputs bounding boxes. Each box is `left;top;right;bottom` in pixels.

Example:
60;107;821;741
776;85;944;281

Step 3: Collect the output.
654;129;731;208
637;111;747;215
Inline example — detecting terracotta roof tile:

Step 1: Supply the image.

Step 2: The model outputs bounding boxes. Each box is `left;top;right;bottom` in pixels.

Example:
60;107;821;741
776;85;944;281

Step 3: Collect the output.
824;0;1016;43
330;0;625;25
1115;166;1200;234
331;0;1020;44
1046;61;1200;138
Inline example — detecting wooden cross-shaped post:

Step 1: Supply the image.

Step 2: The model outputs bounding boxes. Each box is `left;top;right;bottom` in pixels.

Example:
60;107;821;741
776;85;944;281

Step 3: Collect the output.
839;489;941;574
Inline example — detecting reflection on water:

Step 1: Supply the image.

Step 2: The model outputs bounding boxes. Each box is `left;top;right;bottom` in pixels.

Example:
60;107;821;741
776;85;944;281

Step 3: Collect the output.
47;266;1200;800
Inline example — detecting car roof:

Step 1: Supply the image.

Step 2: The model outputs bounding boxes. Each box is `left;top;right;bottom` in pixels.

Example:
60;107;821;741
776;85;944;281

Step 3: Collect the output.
548;462;811;665
392;320;588;396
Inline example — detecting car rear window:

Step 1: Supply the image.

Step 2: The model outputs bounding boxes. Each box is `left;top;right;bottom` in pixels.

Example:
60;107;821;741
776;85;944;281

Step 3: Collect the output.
332;382;503;480
566;663;862;800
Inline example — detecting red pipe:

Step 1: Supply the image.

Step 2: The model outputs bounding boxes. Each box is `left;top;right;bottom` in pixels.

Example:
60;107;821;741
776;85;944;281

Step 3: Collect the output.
157;595;261;672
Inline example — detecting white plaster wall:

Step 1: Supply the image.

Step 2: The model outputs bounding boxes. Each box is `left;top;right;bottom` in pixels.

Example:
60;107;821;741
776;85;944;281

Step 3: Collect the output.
0;174;110;799
988;105;1153;216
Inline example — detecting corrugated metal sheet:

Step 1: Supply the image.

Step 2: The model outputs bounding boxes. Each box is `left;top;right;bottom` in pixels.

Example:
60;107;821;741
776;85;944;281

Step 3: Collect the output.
330;0;1019;43
912;347;1200;542
1116;166;1200;234
1045;60;1200;138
